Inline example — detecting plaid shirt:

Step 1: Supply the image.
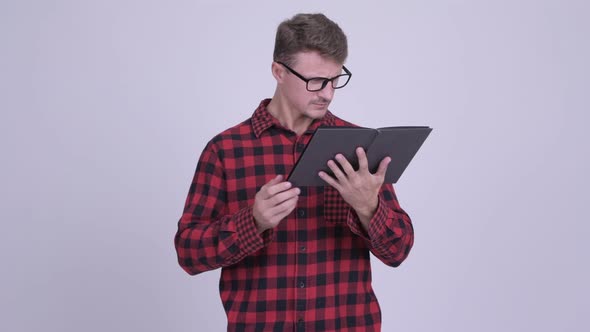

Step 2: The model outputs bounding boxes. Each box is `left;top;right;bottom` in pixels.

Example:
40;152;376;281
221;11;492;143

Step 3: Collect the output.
175;99;414;332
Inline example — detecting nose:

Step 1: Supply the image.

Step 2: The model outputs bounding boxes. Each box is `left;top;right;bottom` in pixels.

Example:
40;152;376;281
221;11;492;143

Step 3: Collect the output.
317;84;335;101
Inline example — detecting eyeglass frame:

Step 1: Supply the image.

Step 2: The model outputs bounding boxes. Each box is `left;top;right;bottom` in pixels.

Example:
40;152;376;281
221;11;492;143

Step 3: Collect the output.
276;61;352;92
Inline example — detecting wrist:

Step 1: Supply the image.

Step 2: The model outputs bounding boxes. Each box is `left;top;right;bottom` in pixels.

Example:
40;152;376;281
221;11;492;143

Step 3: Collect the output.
357;196;378;217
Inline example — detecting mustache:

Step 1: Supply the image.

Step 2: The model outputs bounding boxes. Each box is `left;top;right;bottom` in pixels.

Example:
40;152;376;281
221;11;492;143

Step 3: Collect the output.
311;97;331;104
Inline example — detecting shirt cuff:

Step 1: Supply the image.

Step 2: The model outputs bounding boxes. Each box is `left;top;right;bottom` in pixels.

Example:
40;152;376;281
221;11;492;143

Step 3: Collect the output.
234;206;274;254
346;195;389;242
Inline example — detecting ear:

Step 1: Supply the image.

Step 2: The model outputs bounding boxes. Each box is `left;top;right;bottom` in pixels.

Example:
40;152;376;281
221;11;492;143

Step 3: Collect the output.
271;62;285;82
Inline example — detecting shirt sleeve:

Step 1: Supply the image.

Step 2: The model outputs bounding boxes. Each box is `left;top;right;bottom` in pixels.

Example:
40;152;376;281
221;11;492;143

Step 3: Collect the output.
174;141;273;275
345;183;414;267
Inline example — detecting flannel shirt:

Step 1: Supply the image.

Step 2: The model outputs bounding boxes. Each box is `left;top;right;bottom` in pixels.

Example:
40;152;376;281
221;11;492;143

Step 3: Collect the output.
175;99;414;331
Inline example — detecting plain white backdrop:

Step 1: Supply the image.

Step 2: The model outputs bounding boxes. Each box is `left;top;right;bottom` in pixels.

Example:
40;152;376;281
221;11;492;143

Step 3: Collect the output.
1;1;588;331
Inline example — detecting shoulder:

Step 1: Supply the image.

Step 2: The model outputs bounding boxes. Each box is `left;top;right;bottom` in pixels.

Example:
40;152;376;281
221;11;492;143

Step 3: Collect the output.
196;118;253;164
207;118;254;150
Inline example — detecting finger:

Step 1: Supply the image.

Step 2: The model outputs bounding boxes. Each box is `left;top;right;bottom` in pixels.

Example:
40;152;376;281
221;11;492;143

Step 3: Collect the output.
257;188;297;223
269;195;299;220
280;195;300;213
334;153;356;175
277;196;299;220
327;159;347;182
267;180;295;197
374;156;391;178
267;174;283;184
263;179;293;199
260;175;283;196
356;147;369;172
318;171;341;191
270;187;300;206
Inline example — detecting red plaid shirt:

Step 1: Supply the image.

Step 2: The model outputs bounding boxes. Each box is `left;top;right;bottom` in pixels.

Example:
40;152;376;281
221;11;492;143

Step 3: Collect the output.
175;99;414;331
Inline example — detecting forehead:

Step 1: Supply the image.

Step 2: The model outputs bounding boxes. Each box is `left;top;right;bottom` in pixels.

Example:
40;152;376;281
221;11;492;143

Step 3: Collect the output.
292;51;343;77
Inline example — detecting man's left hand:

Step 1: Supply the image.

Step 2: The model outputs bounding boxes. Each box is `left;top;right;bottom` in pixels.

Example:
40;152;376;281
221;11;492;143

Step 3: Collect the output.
319;147;391;230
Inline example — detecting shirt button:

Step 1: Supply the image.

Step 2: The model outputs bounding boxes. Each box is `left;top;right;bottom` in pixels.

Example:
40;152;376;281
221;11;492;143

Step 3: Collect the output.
299;281;305;288
300;245;306;252
297;209;306;217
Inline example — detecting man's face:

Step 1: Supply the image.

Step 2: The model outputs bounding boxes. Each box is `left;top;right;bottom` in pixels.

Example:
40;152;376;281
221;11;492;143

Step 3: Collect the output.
279;51;344;120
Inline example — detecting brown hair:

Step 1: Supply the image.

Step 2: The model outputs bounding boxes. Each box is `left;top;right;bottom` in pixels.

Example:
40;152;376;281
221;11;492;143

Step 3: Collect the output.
273;13;348;66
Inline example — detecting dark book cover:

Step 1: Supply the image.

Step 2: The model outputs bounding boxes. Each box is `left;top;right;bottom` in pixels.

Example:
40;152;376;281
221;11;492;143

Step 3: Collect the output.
287;126;432;187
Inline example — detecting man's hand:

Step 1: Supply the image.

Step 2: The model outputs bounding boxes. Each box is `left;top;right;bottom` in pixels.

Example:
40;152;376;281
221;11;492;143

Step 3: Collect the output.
253;175;300;233
318;147;390;230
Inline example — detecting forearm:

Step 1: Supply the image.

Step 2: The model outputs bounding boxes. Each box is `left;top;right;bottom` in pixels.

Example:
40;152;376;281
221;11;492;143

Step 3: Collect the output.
353;195;379;232
347;186;414;267
174;206;271;275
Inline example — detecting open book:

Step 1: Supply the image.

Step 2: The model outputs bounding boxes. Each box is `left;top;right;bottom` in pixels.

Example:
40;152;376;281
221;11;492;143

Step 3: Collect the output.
287;126;432;186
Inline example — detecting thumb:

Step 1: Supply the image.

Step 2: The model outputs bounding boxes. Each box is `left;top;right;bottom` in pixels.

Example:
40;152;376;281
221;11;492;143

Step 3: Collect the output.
262;175;284;189
267;174;284;185
375;156;391;178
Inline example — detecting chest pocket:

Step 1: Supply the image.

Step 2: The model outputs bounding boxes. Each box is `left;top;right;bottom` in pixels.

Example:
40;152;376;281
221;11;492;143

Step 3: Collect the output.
322;186;351;224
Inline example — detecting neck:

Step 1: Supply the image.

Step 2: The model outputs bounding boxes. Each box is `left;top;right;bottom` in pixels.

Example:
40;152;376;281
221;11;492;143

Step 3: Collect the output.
267;93;314;136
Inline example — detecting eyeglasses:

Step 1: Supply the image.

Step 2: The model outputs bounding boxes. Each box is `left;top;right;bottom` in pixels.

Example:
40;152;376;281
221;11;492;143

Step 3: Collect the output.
277;61;352;92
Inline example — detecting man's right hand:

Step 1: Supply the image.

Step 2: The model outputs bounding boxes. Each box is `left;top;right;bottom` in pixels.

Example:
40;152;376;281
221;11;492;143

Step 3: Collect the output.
252;175;300;233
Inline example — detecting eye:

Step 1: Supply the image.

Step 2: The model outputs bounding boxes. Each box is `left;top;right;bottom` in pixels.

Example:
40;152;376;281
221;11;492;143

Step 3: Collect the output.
307;78;327;90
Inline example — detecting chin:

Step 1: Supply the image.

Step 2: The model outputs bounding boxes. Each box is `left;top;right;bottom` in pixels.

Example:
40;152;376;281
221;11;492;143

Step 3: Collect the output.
309;103;329;115
306;108;328;119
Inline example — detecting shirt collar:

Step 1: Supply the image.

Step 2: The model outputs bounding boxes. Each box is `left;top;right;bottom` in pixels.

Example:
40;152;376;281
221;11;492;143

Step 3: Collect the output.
251;98;338;137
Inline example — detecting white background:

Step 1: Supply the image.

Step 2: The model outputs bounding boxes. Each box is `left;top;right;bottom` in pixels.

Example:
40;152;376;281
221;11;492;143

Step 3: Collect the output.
1;1;588;331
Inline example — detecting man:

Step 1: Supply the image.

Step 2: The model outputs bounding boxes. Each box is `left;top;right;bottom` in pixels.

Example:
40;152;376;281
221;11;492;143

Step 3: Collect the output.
175;13;414;332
